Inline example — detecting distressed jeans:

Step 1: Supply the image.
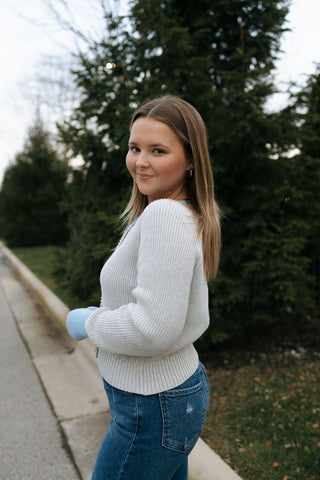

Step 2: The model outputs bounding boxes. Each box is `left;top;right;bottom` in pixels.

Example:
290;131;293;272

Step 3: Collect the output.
91;362;210;480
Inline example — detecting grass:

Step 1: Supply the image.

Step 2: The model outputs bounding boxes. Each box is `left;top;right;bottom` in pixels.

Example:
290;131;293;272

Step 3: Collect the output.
11;245;320;480
202;353;320;480
12;245;87;309
12;246;59;291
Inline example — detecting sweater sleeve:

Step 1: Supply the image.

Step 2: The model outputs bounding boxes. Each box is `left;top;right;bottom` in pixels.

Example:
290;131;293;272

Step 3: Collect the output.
86;200;198;357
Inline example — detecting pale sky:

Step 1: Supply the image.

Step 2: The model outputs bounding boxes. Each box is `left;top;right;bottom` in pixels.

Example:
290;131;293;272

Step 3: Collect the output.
0;0;319;185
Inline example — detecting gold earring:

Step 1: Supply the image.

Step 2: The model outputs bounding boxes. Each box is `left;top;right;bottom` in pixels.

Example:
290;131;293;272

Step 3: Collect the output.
188;169;193;178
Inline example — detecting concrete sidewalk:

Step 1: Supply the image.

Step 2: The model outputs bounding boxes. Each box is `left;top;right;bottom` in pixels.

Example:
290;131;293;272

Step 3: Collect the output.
0;242;242;480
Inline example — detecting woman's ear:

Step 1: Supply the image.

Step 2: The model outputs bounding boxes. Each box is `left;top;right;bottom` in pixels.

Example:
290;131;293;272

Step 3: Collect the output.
187;160;194;171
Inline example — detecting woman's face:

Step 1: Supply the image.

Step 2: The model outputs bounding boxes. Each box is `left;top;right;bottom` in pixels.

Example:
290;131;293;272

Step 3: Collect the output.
126;117;193;204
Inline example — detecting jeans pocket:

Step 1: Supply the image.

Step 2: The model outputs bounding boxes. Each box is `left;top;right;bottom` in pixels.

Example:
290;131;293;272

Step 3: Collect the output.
159;378;208;453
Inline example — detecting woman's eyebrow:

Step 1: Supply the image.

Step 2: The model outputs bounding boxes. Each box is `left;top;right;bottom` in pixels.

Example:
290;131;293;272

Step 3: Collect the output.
150;143;167;147
128;141;168;148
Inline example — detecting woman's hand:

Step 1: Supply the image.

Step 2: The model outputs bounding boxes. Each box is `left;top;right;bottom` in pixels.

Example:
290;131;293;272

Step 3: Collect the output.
66;307;97;340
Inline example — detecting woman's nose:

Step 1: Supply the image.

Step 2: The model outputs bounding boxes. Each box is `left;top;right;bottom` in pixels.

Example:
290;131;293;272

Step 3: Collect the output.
136;152;149;167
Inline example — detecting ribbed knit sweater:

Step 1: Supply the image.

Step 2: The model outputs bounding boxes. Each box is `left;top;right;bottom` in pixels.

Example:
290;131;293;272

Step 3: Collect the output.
86;199;210;395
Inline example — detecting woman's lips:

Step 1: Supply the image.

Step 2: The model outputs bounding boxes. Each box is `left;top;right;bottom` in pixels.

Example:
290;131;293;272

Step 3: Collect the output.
137;173;154;180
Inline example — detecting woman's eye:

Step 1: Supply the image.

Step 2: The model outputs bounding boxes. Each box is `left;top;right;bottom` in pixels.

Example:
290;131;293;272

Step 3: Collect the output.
129;146;140;153
154;148;165;154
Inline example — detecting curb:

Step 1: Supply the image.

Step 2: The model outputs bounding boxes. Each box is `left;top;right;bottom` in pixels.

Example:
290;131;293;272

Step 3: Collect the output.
0;241;242;480
0;242;68;330
0;242;96;368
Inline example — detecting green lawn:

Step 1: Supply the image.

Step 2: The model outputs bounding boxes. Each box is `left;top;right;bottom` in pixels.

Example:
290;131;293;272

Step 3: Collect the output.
203;354;320;480
12;245;320;480
12;245;87;309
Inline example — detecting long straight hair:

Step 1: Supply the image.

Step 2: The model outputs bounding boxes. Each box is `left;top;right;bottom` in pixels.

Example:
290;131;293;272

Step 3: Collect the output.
122;95;221;281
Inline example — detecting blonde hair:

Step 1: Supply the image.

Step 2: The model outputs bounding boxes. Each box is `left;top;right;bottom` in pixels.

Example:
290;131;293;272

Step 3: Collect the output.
122;95;221;281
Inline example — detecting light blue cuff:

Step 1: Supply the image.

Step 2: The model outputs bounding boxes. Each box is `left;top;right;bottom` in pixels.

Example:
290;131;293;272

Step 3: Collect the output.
66;308;91;341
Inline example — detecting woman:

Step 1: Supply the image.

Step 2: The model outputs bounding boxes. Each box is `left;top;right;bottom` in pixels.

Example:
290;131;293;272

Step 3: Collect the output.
66;95;221;480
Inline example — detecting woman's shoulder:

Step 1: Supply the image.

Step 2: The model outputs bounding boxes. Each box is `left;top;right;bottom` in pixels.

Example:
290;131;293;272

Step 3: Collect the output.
141;199;193;220
139;199;197;240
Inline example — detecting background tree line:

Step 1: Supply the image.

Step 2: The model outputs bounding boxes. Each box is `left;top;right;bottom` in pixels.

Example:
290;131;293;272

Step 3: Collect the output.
0;0;319;346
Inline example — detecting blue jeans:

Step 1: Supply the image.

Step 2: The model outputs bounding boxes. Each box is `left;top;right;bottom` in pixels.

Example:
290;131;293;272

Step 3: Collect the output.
91;362;210;480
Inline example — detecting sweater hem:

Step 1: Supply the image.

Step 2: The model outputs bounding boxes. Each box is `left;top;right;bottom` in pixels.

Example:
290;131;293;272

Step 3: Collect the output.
97;344;199;395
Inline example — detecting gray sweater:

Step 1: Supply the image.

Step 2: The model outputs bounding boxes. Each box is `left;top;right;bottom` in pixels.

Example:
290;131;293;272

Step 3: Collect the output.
86;199;209;395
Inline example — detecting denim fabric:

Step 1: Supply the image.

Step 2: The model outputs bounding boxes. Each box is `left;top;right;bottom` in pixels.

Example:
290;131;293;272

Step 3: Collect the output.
91;363;210;480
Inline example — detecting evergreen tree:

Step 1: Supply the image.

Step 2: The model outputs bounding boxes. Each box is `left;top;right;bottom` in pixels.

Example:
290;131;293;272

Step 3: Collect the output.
0;118;68;247
128;0;306;342
55;15;135;300
291;66;320;311
56;0;315;343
